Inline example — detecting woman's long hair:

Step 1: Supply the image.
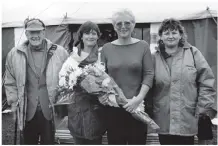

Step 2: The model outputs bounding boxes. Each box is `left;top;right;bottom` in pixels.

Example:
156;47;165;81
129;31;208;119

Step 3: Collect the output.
74;21;101;56
157;18;187;49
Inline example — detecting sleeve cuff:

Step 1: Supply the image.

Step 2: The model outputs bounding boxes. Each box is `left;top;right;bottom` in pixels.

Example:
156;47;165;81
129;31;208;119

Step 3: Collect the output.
142;79;153;89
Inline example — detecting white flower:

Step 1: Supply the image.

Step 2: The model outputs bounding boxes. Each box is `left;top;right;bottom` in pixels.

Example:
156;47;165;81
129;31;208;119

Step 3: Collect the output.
102;78;111;87
68;56;79;69
69;72;77;87
74;67;83;77
83;72;88;76
59;77;66;86
95;62;106;72
59;56;79;77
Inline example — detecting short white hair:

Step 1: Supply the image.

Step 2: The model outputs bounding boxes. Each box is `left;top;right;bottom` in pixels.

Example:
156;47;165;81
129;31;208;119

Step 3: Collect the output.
112;8;135;25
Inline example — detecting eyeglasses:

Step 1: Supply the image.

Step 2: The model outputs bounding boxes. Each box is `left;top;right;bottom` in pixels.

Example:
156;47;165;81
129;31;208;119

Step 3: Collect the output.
115;21;132;29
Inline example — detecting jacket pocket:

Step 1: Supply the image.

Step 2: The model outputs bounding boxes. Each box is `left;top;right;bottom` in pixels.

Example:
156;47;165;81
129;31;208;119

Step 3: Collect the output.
185;102;196;116
180;102;198;134
153;101;170;132
184;65;197;83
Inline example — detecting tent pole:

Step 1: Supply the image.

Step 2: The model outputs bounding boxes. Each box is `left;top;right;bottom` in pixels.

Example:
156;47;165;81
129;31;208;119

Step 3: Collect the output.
206;7;217;25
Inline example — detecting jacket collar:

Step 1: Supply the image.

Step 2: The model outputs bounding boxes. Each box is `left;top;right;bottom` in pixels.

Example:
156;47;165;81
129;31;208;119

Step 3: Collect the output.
155;42;192;52
17;39;53;54
182;42;192;49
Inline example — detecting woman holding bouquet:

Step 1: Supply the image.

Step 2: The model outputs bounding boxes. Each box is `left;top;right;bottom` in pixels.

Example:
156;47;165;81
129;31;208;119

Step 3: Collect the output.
101;9;154;144
60;21;106;144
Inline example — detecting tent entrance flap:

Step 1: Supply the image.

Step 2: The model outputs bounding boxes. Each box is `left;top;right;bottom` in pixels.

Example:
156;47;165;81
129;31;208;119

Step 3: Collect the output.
45;24;71;50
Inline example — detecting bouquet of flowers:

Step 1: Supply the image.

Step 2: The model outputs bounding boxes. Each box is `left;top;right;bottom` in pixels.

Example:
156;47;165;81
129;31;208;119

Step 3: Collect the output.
55;56;159;130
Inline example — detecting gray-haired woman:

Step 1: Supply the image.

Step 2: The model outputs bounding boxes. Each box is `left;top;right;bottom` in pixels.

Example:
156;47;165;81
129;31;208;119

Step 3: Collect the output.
101;9;154;144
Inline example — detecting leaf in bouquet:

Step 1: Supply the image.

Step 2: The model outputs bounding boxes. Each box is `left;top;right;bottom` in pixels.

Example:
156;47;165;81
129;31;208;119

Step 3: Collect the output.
108;94;119;107
95;77;104;84
65;76;69;86
58;95;67;102
55;87;66;102
107;76;119;87
132;111;160;130
113;86;128;105
95;69;103;77
56;86;65;93
80;74;102;93
108;89;117;95
54;92;75;106
98;94;108;105
98;93;119;107
100;87;111;93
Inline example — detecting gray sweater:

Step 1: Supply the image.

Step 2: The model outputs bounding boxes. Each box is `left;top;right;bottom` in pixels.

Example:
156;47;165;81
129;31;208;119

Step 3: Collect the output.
101;40;154;99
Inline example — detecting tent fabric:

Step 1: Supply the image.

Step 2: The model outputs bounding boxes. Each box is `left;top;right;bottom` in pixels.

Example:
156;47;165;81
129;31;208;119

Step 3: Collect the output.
181;18;217;81
11;25;72;49
2;4;217;28
182;18;217;110
133;25;150;43
143;27;150;44
1;25;71;74
179;9;217;21
2;28;14;110
2;28;15;76
45;24;71;50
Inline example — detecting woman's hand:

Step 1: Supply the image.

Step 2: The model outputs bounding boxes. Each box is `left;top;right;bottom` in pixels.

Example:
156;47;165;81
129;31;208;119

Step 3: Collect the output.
123;84;149;113
123;96;142;113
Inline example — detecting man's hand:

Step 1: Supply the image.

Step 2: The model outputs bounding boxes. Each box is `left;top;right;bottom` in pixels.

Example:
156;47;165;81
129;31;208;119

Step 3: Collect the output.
206;109;217;119
123;96;142;113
